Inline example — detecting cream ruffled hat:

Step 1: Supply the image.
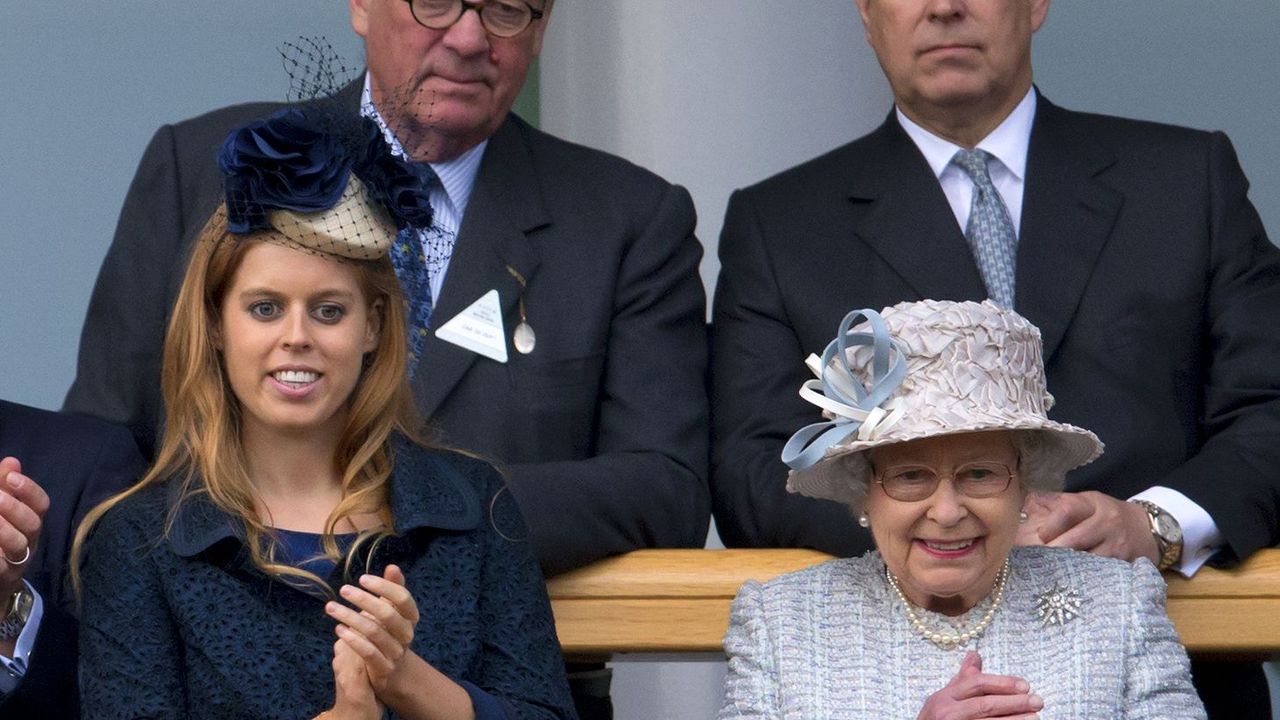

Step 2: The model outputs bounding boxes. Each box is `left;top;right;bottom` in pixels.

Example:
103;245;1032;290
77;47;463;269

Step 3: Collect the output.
782;299;1103;505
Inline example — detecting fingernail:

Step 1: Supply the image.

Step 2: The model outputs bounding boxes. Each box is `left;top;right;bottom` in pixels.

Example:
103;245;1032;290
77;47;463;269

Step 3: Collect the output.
1029;694;1043;709
6;473;20;489
339;585;355;598
325;602;338;613
1015;680;1029;693
359;574;375;585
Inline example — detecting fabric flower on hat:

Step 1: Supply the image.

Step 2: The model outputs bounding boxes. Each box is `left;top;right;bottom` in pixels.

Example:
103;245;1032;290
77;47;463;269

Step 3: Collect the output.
352;117;435;229
218;108;352;234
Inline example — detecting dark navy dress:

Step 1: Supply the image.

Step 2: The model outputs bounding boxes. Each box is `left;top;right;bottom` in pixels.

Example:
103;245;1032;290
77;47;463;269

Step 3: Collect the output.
78;441;575;720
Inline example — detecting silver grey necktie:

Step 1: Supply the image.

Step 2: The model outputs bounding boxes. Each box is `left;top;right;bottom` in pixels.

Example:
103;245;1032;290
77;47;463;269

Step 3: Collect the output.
951;149;1017;308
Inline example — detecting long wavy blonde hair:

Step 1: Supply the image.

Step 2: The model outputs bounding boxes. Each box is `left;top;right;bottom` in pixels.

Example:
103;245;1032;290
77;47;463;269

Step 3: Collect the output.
72;206;427;595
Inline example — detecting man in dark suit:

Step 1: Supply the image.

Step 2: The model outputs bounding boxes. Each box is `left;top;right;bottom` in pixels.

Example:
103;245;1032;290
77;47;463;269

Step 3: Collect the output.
711;1;1278;716
65;1;707;716
0;400;145;718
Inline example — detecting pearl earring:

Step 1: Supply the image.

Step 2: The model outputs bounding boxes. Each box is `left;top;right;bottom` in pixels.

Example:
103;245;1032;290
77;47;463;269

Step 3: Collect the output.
858;514;870;528
1019;511;1028;524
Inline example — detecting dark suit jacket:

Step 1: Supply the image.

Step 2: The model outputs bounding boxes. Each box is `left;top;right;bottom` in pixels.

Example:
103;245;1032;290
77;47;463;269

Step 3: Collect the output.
711;95;1280;563
0;400;145;718
66;88;709;577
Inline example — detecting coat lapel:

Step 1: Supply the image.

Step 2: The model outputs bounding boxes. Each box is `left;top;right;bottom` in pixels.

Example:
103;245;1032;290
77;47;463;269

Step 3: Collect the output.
1016;95;1122;360
848;115;988;303
412;116;548;419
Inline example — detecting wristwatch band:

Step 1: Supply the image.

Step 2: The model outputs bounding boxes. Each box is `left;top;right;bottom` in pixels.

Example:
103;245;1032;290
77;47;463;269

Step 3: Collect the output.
0;588;33;641
1132;499;1183;571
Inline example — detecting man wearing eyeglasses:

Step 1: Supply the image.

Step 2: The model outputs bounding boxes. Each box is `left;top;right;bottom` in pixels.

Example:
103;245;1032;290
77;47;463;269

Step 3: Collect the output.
67;3;709;716
357;0;550;162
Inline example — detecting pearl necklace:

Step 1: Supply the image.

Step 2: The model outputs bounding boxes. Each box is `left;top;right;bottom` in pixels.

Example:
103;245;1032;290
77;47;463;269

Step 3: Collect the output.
885;558;1010;649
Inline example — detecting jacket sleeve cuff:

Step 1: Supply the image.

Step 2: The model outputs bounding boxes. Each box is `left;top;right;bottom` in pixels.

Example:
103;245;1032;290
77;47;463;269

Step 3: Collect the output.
457;679;514;720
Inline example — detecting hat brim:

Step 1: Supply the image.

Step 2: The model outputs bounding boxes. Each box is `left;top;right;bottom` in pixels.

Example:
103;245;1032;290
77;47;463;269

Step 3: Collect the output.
786;419;1103;506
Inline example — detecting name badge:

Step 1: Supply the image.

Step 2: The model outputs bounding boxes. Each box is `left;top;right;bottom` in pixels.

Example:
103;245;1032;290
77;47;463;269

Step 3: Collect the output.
435;289;508;363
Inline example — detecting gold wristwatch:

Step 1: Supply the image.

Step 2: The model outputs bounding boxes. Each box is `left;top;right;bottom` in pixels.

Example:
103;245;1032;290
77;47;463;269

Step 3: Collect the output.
1132;499;1183;571
0;587;33;641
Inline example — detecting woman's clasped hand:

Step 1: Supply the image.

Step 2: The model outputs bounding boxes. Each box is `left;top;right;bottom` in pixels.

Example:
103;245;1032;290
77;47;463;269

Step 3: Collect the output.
322;564;429;720
326;565;420;695
327;633;385;720
916;652;1041;720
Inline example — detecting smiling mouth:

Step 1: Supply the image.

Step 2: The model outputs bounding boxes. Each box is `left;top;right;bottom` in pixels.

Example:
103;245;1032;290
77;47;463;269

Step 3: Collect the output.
273;370;319;388
921;539;976;552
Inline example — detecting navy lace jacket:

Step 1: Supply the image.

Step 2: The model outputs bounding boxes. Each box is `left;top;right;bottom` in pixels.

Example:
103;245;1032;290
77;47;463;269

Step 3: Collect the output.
77;441;576;720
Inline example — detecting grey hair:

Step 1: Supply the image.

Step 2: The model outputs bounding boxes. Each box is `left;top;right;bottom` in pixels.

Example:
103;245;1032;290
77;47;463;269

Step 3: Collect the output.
837;429;1067;515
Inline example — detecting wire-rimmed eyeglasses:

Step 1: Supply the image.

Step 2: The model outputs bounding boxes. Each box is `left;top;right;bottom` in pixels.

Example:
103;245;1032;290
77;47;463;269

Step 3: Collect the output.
875;462;1016;502
404;0;545;39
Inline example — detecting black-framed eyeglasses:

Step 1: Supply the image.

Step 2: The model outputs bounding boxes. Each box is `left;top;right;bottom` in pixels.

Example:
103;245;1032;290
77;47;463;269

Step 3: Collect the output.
875;462;1015;502
404;0;545;39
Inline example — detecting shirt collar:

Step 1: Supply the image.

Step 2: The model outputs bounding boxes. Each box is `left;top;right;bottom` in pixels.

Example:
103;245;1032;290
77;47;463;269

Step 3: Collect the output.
895;87;1037;181
360;73;487;219
168;437;483;558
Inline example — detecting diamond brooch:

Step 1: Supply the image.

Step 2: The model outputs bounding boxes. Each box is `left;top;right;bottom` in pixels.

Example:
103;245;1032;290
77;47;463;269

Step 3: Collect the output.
1033;584;1083;627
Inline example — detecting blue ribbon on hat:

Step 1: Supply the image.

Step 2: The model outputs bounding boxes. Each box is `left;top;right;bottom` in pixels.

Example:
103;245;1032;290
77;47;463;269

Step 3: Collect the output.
781;308;909;471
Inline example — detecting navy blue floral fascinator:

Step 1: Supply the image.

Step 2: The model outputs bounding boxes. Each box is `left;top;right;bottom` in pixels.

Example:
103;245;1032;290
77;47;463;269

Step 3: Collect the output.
217;38;434;261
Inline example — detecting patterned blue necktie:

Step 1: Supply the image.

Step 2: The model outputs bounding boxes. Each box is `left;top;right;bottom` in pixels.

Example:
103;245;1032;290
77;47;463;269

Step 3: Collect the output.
389;163;439;372
951;149;1018;308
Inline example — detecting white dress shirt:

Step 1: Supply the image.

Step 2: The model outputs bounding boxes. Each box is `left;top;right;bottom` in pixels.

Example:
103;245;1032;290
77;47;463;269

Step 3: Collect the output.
897;88;1220;576
896;88;1035;237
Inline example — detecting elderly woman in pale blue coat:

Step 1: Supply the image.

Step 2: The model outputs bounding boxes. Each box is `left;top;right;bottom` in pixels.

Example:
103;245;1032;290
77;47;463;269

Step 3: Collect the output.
718;300;1204;719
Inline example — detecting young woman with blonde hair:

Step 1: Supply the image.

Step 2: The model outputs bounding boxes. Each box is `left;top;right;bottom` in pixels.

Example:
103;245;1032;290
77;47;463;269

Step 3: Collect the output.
72;109;575;720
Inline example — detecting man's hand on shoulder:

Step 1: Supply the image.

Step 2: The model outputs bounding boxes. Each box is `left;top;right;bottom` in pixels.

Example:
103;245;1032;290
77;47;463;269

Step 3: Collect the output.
1018;490;1159;564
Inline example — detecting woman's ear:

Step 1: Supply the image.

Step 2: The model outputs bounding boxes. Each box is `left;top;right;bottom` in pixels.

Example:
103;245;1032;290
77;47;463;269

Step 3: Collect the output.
363;297;384;353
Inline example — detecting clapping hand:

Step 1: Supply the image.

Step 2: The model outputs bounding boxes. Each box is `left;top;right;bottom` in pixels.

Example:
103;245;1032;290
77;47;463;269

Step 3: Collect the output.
321;636;385;720
0;457;48;598
326;564;421;695
916;651;1043;720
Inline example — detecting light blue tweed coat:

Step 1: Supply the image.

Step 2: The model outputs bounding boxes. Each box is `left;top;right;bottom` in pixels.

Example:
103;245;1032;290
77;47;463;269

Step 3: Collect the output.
719;546;1204;719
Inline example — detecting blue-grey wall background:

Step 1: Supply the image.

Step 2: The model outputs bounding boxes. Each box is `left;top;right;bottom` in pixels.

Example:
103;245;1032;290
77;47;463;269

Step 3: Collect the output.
1;3;363;408
1;3;1277;715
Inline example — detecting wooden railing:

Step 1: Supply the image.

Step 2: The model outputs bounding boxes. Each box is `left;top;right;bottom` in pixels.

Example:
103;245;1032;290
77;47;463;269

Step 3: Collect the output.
546;548;1280;658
